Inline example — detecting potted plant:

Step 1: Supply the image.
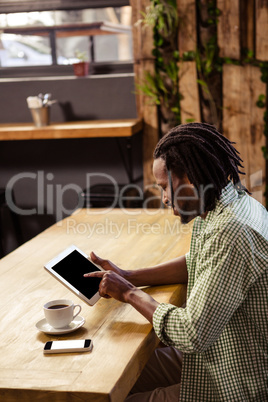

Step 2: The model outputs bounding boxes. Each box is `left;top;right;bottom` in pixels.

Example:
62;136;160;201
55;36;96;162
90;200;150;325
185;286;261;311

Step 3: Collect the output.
72;50;89;77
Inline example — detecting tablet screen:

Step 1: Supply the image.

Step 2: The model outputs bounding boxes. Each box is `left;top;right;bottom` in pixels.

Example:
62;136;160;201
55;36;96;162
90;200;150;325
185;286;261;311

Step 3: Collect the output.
51;250;102;300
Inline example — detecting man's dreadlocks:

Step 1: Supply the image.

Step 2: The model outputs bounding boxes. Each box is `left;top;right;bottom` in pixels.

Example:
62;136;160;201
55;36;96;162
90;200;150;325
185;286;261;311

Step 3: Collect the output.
153;122;247;212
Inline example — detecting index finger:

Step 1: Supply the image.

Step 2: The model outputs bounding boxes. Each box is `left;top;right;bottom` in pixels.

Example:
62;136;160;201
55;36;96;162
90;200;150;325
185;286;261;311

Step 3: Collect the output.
84;271;105;278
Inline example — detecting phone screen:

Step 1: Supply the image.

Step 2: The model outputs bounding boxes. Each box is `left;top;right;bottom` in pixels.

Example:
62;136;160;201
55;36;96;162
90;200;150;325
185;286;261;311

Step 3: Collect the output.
50;340;89;350
51;250;102;299
44;339;92;353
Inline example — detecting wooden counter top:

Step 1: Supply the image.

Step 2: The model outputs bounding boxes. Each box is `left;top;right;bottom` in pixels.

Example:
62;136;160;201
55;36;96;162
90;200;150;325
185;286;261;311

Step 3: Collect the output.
0;208;191;401
0;119;143;141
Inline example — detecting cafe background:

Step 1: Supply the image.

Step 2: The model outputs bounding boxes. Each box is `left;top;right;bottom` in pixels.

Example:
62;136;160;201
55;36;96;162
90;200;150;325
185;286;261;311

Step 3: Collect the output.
0;0;267;255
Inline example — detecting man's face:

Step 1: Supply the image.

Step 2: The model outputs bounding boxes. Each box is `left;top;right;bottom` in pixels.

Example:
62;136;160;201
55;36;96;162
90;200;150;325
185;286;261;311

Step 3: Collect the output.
153;158;201;224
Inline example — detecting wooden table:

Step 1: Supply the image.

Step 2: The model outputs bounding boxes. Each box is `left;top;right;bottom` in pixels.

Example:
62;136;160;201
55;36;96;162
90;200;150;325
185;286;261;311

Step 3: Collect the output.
0;118;143;184
0;119;142;141
0;208;192;402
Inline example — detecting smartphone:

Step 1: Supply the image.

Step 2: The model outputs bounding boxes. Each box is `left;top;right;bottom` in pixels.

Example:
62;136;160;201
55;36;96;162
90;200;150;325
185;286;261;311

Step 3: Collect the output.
44;339;93;354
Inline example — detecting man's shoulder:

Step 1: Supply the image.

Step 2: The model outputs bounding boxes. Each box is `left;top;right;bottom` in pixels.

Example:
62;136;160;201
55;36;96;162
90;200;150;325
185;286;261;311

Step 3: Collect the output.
226;193;267;237
199;192;268;245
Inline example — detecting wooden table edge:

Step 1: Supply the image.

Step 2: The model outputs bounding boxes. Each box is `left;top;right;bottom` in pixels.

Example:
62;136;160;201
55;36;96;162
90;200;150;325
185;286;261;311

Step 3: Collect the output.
0;118;143;141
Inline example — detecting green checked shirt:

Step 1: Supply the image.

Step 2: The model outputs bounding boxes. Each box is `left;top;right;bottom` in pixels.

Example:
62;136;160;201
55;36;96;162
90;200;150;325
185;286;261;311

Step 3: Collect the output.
153;182;268;401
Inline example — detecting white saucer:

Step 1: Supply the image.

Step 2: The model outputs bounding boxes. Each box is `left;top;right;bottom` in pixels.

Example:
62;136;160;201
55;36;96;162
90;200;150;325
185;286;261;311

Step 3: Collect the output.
36;315;85;335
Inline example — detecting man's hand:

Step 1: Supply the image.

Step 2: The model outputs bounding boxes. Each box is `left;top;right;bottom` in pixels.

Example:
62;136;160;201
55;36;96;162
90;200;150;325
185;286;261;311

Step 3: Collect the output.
90;252;128;279
84;253;160;323
84;252;188;323
84;269;135;303
84;269;159;323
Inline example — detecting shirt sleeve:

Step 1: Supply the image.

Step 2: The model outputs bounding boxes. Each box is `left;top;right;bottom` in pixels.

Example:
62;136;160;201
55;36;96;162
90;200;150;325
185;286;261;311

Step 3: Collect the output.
153;226;260;353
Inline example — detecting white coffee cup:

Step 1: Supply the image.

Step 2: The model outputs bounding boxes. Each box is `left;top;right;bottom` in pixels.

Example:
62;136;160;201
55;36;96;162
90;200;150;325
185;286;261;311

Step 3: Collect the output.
44;299;82;329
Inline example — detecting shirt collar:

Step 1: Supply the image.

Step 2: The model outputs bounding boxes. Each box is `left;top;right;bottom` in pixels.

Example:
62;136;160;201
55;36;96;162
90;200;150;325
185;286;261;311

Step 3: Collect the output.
204;182;240;224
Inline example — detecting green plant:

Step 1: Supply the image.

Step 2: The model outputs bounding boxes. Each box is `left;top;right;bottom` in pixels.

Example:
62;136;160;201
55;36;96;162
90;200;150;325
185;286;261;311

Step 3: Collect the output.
136;0;181;134
74;50;88;62
194;1;223;128
139;0;178;37
136;0;267;206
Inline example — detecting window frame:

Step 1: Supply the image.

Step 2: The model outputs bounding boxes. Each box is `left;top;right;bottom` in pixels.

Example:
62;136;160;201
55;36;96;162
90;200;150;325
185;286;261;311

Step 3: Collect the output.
0;1;133;77
0;1;129;13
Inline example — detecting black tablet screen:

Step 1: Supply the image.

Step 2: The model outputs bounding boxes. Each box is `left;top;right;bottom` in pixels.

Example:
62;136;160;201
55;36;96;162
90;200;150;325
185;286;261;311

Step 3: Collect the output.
51;250;102;299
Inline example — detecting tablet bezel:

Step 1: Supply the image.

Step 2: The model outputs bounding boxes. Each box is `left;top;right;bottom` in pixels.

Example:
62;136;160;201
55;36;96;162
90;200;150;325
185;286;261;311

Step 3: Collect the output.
44;245;103;306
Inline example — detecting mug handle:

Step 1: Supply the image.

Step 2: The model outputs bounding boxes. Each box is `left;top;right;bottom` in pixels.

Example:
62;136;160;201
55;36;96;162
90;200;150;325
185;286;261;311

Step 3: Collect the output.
73;304;82;319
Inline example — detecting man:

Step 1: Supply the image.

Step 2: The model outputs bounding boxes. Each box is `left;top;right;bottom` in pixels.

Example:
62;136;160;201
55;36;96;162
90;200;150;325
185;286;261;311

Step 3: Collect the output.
84;122;268;401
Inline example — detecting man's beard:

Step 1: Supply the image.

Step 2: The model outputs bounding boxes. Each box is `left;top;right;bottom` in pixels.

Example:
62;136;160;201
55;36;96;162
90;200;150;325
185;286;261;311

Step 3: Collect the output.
173;200;200;224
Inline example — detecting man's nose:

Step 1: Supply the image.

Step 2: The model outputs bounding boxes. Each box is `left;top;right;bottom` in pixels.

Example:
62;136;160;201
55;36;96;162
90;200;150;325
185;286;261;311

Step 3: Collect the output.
162;191;171;206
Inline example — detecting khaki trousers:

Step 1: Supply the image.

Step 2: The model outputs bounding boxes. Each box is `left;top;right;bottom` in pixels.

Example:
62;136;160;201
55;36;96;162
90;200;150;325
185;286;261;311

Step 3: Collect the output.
125;346;183;402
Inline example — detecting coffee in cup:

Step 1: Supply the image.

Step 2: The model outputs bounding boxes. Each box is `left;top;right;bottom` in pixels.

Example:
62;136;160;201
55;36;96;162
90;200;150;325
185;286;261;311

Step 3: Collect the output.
44;299;82;329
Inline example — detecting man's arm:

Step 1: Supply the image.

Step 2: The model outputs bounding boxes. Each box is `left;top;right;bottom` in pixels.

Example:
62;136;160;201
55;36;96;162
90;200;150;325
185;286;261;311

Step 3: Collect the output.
84;269;160;323
85;253;188;323
90;252;188;287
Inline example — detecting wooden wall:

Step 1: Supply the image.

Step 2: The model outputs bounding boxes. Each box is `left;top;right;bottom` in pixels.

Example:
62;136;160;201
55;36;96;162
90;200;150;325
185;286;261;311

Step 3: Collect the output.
131;0;268;206
130;0;159;192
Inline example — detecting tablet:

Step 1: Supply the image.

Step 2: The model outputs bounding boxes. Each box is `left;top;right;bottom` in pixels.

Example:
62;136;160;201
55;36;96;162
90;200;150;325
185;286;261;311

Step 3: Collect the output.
44;245;103;306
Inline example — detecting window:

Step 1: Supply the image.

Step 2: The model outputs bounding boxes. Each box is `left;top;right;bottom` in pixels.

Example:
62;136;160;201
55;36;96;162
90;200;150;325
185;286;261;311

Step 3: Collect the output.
0;4;133;75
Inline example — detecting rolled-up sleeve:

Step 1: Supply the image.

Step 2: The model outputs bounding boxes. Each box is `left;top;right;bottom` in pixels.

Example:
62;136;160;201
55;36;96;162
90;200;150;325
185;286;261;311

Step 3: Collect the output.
153;303;194;351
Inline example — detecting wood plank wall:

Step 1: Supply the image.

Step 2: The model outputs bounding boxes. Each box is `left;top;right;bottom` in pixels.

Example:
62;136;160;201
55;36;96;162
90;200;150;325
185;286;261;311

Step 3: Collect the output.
223;65;266;204
131;0;268;206
218;0;267;204
130;0;159;195
177;0;201;124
